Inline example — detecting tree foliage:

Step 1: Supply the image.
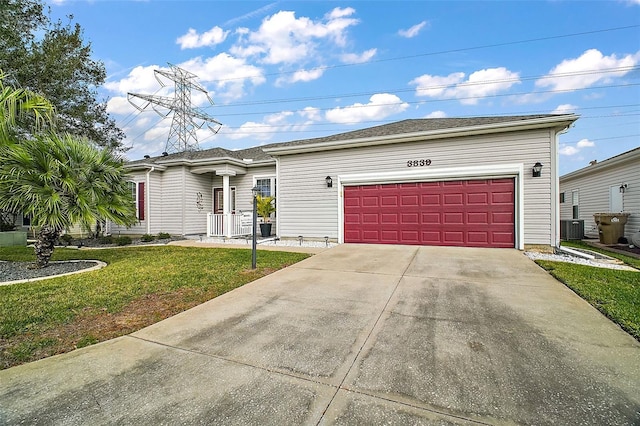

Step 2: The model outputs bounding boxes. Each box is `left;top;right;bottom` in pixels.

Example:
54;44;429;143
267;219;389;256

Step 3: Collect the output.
0;0;125;150
0;70;55;143
0;133;137;266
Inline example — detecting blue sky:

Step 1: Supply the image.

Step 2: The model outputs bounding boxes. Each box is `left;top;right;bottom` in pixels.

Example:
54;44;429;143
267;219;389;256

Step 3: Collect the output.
46;1;639;174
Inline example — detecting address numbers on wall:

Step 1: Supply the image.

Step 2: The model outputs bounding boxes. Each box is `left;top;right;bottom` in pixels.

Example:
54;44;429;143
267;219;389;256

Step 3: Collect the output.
406;159;432;167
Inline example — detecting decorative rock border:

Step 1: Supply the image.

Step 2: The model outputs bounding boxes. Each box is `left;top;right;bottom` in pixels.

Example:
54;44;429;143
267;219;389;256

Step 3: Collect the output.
0;260;107;286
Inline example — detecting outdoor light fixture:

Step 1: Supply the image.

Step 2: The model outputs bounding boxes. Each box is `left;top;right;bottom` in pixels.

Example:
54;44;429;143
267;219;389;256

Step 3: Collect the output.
620;183;628;194
326;176;333;188
251;186;259;269
532;162;543;177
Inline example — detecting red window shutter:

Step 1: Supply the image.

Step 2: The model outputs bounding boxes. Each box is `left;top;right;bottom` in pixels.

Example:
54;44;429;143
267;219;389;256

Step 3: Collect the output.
138;182;145;220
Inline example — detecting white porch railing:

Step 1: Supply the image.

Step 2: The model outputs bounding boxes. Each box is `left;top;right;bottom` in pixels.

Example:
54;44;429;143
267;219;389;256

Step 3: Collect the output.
207;212;253;238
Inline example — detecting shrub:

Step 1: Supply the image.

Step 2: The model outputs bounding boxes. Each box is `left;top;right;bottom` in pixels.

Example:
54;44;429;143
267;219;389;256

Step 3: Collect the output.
59;234;74;245
141;234;155;242
157;232;171;240
98;235;114;245
115;236;132;246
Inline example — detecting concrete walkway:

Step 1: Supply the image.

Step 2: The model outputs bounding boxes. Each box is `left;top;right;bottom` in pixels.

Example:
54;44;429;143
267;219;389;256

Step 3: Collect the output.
1;244;639;425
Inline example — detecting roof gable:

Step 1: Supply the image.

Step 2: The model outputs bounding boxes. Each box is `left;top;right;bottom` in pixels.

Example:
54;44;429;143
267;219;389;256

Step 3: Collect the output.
560;147;640;182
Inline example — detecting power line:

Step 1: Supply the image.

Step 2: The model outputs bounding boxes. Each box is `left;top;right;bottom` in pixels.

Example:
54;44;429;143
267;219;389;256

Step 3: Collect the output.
204;66;640;110
202;24;640;84
205;83;640;119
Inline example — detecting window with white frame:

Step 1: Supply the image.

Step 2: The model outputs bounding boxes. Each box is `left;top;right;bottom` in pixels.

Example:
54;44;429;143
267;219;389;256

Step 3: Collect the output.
255;176;276;197
571;190;579;219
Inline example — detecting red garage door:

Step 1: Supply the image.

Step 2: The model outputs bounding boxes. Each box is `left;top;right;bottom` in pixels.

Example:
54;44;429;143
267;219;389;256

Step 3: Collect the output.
344;178;515;248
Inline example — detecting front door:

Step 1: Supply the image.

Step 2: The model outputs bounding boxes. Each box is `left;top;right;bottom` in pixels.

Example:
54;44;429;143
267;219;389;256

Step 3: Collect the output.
214;188;224;214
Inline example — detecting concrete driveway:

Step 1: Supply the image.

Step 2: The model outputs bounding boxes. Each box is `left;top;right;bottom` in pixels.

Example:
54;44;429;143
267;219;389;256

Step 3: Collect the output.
1;244;639;425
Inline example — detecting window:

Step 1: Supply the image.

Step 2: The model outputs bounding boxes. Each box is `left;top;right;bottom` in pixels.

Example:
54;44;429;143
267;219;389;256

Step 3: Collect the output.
571;190;579;219
255;177;276;197
254;176;276;218
559;192;565;203
128;181;145;220
22;214;31;227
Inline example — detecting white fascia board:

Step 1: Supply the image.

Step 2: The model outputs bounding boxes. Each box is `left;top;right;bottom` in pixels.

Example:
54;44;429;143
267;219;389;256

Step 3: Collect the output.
126;163;167;172
155;157;275;168
265;115;579;156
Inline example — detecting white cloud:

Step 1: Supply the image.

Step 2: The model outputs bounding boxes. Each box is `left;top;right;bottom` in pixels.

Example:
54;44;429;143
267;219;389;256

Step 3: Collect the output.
179;54;265;101
551;104;579;114
176;26;229;49
106;96;134;115
411;72;465;98
276;68;325;86
559;138;595;156
577;138;595;148
104;65;166;94
299;107;322;121
340;48;377;64
224;111;298;141
411;67;520;105
398;21;428;38
325;93;409;124
559;146;579;156
425;110;447;118
536;48;639;91
230;8;359;65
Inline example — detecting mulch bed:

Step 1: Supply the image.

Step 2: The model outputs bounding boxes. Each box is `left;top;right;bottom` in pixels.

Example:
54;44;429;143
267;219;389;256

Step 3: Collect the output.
606;244;640;256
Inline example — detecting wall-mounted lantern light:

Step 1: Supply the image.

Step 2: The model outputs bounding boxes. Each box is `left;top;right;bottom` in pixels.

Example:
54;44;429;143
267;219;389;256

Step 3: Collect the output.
532;162;543;177
620;183;628;194
325;176;333;188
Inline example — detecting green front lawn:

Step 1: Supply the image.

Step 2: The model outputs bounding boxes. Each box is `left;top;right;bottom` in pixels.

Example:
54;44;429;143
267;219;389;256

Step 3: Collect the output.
536;243;640;340
0;246;309;369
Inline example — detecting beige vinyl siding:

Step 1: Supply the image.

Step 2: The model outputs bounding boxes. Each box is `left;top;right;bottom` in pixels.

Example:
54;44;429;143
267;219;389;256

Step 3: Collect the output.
182;172;213;235
158;167;187;235
111;171;147;235
560;158;640;239
147;171;163;234
277;129;555;245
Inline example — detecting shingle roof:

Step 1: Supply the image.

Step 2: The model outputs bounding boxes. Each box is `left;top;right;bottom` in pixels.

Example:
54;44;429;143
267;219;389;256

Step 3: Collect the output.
262;116;560;149
127;115;574;165
126;145;272;166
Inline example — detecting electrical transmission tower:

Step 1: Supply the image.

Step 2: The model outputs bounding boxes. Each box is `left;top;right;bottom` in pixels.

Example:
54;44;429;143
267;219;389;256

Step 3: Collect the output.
128;63;222;154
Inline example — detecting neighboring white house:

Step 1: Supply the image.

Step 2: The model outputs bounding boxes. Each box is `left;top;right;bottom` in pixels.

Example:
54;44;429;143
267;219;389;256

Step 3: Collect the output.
110;114;578;250
559;147;639;240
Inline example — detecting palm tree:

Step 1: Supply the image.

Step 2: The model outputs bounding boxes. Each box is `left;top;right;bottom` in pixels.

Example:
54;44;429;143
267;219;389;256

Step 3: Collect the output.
0;133;138;267
0;70;55;143
0;70;56;231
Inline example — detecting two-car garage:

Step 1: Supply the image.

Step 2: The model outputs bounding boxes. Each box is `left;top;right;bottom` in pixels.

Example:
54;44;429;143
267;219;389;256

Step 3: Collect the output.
265;115;579;251
343;178;515;248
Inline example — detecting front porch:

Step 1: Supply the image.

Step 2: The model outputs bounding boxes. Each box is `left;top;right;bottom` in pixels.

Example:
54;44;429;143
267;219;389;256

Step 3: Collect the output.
206;212;276;238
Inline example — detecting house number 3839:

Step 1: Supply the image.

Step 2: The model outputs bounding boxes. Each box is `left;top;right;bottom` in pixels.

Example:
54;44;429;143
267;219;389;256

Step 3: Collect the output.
407;159;432;167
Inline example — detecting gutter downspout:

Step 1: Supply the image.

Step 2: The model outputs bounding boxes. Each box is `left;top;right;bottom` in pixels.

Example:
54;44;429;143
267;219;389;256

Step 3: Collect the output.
553;125;571;250
146;166;155;235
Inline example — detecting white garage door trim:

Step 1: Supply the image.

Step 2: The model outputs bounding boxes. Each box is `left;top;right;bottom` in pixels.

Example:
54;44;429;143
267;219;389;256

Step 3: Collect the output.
338;163;525;249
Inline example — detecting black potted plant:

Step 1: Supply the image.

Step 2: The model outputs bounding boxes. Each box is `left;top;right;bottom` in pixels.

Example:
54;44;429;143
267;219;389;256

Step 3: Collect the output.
256;195;276;237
